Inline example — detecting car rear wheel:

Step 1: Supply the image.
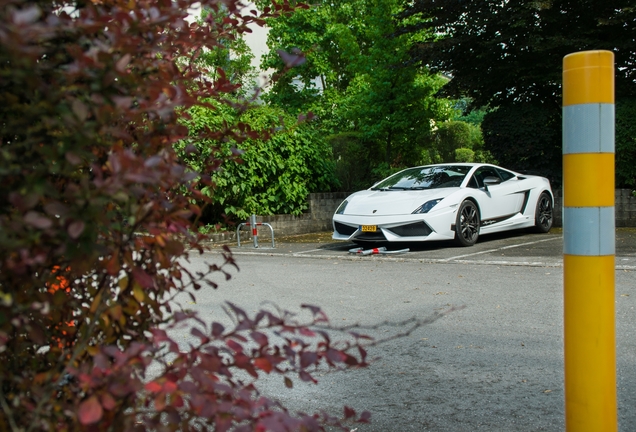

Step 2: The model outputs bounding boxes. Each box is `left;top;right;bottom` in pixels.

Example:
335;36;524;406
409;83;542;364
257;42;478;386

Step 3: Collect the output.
454;200;480;247
534;192;553;233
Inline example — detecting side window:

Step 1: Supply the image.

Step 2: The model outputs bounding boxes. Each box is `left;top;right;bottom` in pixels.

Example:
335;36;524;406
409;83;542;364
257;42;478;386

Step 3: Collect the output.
496;168;516;182
470;167;501;188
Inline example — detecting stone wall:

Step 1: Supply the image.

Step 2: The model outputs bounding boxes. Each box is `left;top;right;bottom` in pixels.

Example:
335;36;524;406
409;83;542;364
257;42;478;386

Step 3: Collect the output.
236;190;636;239
552;189;636;227
252;192;350;236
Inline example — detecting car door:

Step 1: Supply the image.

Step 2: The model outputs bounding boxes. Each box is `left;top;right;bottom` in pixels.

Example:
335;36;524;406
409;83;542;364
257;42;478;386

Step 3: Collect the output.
468;166;523;221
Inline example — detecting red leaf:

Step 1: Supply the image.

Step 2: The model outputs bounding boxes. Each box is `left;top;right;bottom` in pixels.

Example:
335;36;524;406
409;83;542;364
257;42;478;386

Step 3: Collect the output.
211;322;224;337
327;348;347;363
105;253;120;276
344;406;356;419
116;53;132;73
300;352;317;368
299;371;316;383
100;393;116;410
226;339;243;353
299;328;316;337
67;220;85;239
164;381;177;393
300;304;321;316
358;346;367;362
172;394;184;408
277;49;306;67
359;411;372;423
250;331;268;347
155;393;166;411
145;381;162;393
132;268;154;288
254;357;273;373
24;211;52;229
78;396;103;425
191;327;209;343
344;354;359;366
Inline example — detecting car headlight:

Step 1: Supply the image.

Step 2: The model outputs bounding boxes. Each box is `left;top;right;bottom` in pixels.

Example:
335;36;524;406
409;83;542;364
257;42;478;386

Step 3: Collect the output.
412;198;442;214
335;200;349;215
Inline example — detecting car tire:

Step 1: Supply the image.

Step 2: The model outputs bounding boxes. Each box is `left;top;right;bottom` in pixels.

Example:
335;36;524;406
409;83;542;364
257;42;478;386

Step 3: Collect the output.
454;200;480;247
534;192;553;233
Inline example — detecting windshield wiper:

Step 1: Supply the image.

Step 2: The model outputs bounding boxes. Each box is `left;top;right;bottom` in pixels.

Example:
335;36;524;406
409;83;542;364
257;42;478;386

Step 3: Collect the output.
371;186;408;191
409;186;430;190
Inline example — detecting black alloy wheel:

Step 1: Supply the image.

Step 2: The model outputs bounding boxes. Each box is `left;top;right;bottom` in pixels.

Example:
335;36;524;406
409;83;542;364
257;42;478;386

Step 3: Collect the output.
534;192;553;233
455;200;480;246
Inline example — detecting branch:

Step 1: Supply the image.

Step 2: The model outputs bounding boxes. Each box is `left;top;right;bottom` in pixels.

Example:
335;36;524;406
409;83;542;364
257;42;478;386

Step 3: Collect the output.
0;379;20;432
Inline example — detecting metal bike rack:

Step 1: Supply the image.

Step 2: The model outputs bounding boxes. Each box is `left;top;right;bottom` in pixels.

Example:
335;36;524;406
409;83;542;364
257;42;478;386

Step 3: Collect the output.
236;214;275;248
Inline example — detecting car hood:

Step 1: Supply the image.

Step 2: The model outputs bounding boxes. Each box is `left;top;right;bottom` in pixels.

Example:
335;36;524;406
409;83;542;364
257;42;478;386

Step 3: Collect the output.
343;188;456;216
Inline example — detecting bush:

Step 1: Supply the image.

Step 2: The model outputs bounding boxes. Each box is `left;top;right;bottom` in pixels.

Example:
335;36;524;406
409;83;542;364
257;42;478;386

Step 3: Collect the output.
0;2;375;430
455;148;475;162
179;104;338;222
431;120;485;163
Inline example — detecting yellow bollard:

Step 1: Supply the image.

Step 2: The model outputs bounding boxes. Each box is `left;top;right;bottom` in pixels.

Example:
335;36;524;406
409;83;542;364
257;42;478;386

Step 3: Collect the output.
562;50;616;432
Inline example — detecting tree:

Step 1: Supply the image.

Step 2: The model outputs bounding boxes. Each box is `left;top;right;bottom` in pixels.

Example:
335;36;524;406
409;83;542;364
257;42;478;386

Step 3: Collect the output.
616;98;636;187
260;0;453;184
481;103;562;176
400;0;636;107
399;0;636;183
193;6;259;97
0;1;379;430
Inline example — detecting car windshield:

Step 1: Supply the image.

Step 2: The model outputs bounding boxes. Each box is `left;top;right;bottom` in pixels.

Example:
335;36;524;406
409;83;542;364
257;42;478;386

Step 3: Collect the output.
371;166;472;190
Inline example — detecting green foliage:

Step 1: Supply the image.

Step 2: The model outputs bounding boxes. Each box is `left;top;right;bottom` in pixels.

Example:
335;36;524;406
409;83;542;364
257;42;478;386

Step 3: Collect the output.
434;121;473;161
425;120;486;164
179;104;337;221
455;148;475;163
616;98;636;188
193;7;259;94
329;132;375;191
370;163;404;184
260;0;453;182
452;100;490;126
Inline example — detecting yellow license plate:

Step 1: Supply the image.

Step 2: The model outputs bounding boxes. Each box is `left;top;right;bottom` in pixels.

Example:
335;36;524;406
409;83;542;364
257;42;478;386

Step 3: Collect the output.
361;225;377;232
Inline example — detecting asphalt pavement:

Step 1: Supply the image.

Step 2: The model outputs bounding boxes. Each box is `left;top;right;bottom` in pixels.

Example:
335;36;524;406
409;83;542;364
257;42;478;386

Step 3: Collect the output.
174;228;636;431
228;228;636;270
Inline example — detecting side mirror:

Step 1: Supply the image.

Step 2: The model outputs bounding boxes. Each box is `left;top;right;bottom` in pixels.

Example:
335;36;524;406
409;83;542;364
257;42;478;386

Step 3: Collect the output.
482;176;501;190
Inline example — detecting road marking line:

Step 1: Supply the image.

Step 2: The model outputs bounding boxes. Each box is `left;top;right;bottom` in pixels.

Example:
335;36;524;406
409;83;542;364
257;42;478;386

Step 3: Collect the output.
228;249;635;270
439;237;561;262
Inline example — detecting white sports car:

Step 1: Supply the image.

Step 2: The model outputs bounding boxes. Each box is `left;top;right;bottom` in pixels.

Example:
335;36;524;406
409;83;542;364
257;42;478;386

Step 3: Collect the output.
332;163;554;246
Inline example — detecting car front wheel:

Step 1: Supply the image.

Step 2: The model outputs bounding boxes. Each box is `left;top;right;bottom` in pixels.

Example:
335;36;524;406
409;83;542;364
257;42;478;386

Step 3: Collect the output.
454;200;480;247
534;192;553;233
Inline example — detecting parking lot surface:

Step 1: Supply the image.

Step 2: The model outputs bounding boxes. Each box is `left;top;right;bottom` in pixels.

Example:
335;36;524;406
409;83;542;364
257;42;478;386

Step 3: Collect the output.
179;228;636;431
229;228;636;270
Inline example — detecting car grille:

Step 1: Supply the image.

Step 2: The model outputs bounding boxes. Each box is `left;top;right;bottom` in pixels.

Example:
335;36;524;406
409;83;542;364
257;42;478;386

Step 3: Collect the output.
334;221;357;236
386;221;432;237
356;231;387;241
